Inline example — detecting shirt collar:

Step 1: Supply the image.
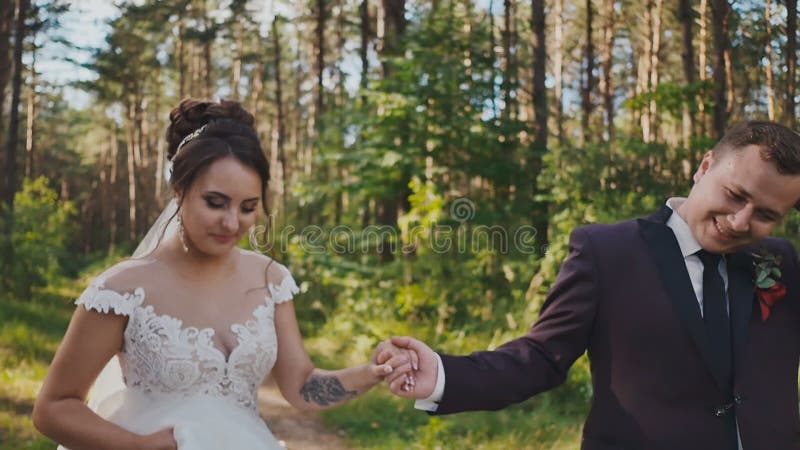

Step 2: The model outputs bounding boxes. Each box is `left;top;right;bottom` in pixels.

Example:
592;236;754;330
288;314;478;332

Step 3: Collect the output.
665;197;702;258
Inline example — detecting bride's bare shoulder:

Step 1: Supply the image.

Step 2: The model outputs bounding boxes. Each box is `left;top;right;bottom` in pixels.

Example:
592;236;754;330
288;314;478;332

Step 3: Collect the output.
90;257;165;293
236;250;291;282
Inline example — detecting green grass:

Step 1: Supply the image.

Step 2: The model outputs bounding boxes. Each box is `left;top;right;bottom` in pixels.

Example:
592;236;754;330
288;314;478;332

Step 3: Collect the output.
0;282;77;449
319;389;584;449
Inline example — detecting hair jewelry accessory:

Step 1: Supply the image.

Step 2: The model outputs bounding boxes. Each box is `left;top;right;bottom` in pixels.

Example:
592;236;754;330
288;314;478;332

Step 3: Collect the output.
175;124;208;156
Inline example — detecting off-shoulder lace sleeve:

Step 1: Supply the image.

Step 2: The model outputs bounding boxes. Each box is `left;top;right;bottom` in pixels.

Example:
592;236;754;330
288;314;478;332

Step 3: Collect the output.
75;278;145;316
267;265;300;304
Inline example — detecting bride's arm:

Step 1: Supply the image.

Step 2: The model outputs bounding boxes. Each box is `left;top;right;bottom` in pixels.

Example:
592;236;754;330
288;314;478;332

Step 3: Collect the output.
272;301;415;411
32;307;175;450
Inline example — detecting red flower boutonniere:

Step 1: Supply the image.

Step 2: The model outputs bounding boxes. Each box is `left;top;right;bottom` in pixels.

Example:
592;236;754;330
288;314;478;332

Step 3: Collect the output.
753;251;787;321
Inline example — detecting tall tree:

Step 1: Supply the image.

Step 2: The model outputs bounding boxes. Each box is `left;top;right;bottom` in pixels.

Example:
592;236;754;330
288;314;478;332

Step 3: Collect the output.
359;0;370;92
0;0;14;142
531;0;546;151
2;0;29;287
377;0;405;77
710;0;731;138
4;0;29;213
678;0;695;147
25;55;35;178
581;0;595;143
648;0;663;142
314;0;326;117
600;0;615;142
176;7;187;99
530;0;548;241
698;0;708;135
200;0;214;98
501;0;517;122
375;0;406;261
552;0;564;142
765;0;776;121
785;0;797;125
272;16;287;215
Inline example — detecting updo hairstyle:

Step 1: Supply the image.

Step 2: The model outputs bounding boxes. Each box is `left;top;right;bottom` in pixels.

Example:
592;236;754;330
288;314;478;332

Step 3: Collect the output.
166;98;270;215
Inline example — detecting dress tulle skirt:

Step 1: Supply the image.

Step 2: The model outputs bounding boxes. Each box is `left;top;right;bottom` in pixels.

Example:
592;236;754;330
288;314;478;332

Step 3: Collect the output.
58;389;284;450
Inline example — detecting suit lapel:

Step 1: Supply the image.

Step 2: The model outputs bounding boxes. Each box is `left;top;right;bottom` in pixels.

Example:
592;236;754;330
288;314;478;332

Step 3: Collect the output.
726;250;754;366
637;206;728;391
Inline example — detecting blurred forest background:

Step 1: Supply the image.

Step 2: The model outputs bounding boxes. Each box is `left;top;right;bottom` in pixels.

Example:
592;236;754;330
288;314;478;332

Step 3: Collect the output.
1;0;799;448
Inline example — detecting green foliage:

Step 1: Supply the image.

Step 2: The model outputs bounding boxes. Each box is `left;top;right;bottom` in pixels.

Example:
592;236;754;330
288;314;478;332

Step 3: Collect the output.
0;282;75;449
625;81;715;120
6;177;77;298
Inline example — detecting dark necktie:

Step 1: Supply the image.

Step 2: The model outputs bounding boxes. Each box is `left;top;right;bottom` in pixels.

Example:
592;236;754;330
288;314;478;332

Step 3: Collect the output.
696;250;733;392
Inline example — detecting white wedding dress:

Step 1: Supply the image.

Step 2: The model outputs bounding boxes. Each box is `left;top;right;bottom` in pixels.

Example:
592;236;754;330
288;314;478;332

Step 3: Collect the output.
59;257;299;450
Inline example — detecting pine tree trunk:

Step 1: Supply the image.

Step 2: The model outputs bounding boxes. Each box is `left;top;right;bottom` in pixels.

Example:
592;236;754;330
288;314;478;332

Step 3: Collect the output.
531;0;548;242
315;0;326;117
502;0;515;121
3;0;27;213
710;0;730;138
99;137;109;246
785;0;797;125
248;36;262;120
191;42;200;97
679;0;695;148
334;0;346;224
376;0;406;261
640;3;653;142
0;0;14;142
765;0;776;121
202;0;213;98
155;134;165;208
272;17;287;217
600;0;615;142
553;0;564;142
109;125;119;252
698;0;708;136
231;23;243;99
581;0;595;143
377;0;406;76
649;0;663;143
125;100;138;242
25;52;36;179
359;0;370;92
177;15;186;99
531;0;547;150
724;45;733;116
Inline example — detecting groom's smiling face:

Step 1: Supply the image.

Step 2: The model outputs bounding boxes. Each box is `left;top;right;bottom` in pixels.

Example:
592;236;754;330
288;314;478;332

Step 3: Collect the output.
679;144;800;254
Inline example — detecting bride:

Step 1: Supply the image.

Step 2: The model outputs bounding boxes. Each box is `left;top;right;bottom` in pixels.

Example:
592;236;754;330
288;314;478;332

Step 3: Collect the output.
32;99;418;449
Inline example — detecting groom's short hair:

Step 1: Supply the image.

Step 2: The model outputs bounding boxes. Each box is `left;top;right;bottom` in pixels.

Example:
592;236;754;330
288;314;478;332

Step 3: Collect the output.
713;121;800;176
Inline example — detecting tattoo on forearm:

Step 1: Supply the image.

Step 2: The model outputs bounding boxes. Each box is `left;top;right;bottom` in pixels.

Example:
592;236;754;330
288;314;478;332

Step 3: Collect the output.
299;375;357;406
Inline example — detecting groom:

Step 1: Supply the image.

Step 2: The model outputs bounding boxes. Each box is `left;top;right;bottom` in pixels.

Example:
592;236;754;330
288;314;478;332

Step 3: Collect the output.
382;121;800;450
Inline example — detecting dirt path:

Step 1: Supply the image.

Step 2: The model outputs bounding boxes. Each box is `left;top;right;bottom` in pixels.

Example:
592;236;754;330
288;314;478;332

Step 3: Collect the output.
258;377;350;450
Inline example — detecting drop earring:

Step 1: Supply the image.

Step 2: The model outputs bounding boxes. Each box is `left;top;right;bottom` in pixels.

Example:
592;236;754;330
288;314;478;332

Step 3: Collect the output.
178;215;189;253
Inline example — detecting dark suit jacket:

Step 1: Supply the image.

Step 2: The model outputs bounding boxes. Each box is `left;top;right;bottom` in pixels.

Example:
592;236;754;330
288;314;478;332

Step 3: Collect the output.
436;206;800;450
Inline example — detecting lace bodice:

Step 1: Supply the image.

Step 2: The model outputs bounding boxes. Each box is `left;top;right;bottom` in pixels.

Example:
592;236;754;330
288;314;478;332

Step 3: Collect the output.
76;263;299;415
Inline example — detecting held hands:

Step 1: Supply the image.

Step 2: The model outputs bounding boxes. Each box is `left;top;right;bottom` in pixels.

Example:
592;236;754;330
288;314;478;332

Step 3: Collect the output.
374;336;438;400
369;339;420;382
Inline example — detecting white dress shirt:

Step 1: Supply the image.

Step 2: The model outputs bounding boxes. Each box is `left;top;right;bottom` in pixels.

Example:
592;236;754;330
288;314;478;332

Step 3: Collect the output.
414;198;739;449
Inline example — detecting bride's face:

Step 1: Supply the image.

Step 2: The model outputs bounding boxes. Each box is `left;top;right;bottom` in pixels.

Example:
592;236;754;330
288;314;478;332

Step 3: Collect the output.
178;156;262;256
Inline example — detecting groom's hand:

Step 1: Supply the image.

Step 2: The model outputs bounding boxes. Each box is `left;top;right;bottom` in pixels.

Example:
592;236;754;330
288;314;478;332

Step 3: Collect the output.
384;336;437;400
371;340;419;381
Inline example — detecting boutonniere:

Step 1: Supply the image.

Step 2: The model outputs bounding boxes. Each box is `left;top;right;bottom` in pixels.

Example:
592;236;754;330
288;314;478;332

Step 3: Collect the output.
753;250;787;321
